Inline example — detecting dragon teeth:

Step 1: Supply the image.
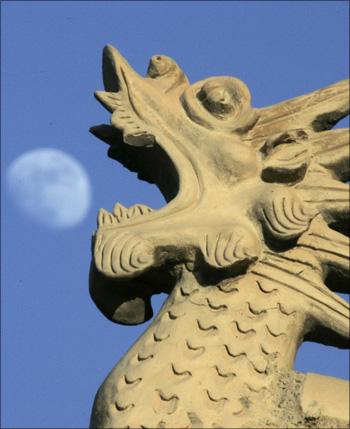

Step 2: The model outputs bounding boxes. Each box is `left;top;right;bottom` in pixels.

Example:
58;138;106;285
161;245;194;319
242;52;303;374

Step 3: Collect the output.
98;203;153;227
131;204;153;216
113;203;128;222
112;203;153;224
98;208;118;227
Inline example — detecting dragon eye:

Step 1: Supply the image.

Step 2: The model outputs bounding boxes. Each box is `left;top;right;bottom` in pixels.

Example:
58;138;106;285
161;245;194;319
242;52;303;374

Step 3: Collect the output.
181;76;257;132
197;81;238;119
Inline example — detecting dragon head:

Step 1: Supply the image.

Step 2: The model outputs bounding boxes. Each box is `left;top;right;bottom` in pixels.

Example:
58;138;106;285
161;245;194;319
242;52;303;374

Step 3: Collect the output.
90;45;349;333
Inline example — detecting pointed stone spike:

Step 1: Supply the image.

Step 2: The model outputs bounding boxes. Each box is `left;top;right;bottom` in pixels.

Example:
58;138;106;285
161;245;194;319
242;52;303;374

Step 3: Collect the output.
94;91;121;113
102;44;122;92
97;208;105;227
134;204;153;216
133;205;143;217
98;208;117;227
113;203;128;223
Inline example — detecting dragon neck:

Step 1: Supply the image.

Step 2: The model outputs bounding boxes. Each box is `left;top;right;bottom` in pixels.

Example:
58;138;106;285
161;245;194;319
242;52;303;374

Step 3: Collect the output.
150;268;305;379
91;269;307;428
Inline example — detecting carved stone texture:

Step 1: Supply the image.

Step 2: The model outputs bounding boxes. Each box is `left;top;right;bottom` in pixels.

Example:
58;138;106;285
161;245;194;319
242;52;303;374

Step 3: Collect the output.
89;45;349;428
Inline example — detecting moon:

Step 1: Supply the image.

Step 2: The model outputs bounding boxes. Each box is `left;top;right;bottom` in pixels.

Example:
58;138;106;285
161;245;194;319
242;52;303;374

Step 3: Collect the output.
7;148;92;229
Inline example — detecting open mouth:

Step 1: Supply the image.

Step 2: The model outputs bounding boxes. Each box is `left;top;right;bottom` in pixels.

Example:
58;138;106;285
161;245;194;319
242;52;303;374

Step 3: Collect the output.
90;123;180;223
91;45;203;223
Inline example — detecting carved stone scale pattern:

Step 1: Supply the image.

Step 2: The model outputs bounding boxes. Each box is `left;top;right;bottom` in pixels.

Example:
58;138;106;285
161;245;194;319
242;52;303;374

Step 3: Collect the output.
89;46;349;428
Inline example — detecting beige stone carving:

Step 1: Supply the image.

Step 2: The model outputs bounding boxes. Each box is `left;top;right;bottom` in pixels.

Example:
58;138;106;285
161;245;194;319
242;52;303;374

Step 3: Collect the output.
89;45;349;428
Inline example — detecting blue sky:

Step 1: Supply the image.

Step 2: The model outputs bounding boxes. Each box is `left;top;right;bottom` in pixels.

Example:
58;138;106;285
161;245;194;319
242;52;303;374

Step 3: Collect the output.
1;1;349;427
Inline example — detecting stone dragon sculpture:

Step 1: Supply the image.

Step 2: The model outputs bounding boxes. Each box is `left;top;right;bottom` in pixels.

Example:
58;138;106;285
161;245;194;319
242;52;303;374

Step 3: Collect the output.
89;45;349;428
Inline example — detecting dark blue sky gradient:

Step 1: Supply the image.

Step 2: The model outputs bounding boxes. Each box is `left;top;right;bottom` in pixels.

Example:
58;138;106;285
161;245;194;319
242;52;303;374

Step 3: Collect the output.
2;2;349;427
